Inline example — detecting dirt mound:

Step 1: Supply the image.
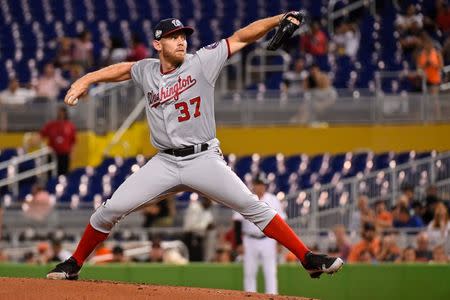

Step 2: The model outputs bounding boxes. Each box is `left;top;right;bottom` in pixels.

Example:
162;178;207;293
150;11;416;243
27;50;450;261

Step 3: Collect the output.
0;277;315;300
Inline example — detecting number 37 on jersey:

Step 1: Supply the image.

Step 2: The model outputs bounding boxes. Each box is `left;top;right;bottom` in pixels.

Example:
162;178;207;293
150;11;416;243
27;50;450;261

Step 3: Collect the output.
175;96;201;123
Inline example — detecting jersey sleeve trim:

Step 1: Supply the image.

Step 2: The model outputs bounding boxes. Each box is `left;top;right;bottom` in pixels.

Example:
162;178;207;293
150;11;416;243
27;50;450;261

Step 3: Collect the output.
225;38;231;59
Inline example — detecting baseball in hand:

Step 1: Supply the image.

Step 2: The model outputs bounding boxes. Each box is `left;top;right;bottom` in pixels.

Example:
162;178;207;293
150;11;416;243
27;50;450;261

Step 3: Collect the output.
73;98;79;105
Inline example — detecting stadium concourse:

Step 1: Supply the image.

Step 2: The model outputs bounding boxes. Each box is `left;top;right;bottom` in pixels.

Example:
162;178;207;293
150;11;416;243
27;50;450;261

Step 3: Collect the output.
1;0;450;299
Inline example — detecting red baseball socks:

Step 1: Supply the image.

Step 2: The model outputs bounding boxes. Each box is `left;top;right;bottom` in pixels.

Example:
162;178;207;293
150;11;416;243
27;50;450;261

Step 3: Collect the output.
71;223;109;266
263;214;310;263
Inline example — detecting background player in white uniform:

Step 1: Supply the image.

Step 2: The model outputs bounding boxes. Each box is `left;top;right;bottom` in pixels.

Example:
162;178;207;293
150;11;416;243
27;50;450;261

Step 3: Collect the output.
233;173;286;294
47;14;343;281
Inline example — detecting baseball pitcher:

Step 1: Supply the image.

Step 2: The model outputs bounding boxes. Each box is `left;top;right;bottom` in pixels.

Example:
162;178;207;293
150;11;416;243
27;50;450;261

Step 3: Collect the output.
47;13;343;281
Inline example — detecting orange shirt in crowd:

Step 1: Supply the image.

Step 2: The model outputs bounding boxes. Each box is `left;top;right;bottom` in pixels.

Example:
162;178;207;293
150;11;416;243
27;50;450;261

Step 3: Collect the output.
377;211;393;225
417;48;443;85
347;237;381;263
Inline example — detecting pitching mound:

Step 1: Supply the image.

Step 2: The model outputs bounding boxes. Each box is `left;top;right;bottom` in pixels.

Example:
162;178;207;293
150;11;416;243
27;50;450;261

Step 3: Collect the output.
1;277;315;300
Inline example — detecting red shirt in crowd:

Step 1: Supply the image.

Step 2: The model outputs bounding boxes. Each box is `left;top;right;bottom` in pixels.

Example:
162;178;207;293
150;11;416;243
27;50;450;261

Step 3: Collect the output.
127;43;149;61
300;30;328;56
437;8;450;33
40;120;76;154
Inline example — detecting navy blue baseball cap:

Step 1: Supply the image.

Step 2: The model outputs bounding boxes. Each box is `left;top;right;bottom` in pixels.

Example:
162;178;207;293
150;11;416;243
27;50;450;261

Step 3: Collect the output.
154;18;194;40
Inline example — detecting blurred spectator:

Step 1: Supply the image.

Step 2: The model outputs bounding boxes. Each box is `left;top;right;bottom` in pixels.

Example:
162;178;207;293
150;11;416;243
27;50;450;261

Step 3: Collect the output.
331;22;360;59
374;200;393;231
411;201;426;225
68;64;85;82
148;238;164;263
357;249;376;263
72;30;94;69
416;33;444;95
426;202;450;248
111;245;128;263
55;37;74;71
431;245;449;263
397;5;424;56
36;241;51;264
22;184;54;222
163;248;188;265
376;234;401;262
49;239;71;262
107;37;129;65
22;251;36;264
93;242;112;263
400;183;415;207
282;57;308;93
49;239;72;262
0;248;8;262
300;20;328;59
395;194;410;209
0;78;36;105
212;244;232;263
435;0;450;35
142;196;176;227
183;197;214;261
397;246;417;263
393;205;424;229
328;225;351;261
40;106;77;175
348;223;381;263
443;36;450;65
349;195;375;233
304;64;336;94
127;34;149;61
396;4;424;33
423;185;440;224
33;63;69;101
415;232;433;262
291;64;337;123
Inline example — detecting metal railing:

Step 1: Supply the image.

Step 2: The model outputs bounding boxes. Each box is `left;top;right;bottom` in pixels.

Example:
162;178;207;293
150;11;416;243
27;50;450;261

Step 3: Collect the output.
244;48;291;87
328;0;376;34
286;151;450;232
217;52;244;93
0;146;57;197
1;89;449;132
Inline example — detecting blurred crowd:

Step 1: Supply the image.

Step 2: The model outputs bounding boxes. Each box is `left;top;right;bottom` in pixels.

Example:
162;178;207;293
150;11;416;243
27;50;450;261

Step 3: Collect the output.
341;184;450;264
1;182;448;266
1;2;449;107
284;1;449;94
0;31;149;106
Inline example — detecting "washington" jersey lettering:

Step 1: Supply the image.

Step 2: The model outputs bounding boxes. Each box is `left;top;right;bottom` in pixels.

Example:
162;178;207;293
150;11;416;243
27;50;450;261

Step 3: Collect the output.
131;39;230;150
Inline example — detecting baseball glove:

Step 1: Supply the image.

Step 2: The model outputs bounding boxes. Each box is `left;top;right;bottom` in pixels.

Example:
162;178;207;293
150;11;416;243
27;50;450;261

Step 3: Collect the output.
267;10;308;51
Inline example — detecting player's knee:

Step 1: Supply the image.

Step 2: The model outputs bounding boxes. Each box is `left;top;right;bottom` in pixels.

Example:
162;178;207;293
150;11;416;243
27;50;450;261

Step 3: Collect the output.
90;205;124;232
239;201;277;230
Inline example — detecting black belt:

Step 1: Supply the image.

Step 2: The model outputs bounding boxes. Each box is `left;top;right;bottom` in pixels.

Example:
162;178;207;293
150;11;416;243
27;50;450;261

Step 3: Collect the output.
245;234;267;240
163;143;209;157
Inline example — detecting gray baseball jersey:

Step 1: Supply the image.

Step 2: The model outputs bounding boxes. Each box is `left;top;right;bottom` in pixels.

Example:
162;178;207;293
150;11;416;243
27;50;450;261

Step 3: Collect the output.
131;39;229;150
90;39;278;248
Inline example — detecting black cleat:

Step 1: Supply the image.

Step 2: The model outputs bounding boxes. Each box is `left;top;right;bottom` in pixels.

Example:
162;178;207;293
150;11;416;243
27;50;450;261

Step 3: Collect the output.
46;257;81;280
302;252;344;279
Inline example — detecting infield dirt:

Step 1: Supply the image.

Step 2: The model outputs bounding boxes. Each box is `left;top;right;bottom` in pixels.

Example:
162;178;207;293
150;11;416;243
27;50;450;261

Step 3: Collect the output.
0;277;317;300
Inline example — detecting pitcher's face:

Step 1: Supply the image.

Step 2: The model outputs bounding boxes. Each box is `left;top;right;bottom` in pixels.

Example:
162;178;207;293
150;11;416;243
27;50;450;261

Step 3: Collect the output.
154;32;187;65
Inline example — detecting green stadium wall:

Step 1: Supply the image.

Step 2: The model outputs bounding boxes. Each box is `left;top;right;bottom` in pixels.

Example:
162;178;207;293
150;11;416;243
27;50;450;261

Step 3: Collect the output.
0;263;449;300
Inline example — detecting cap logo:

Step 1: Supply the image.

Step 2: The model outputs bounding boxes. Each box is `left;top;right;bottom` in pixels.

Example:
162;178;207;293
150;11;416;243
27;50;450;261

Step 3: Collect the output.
155;30;162;39
172;19;182;27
